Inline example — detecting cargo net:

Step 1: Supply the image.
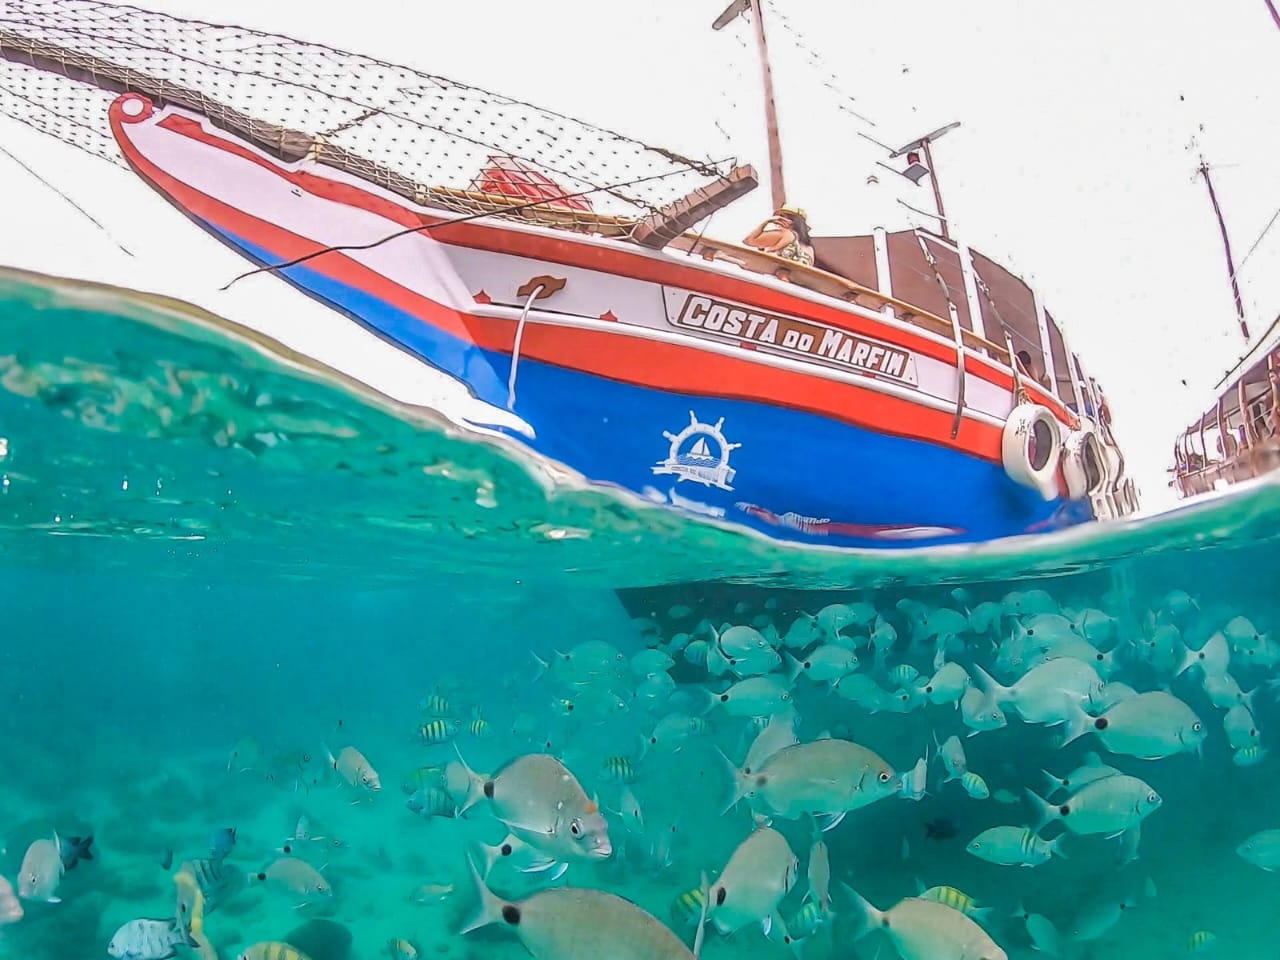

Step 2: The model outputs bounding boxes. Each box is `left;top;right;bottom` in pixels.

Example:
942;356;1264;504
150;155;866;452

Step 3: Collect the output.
0;0;740;236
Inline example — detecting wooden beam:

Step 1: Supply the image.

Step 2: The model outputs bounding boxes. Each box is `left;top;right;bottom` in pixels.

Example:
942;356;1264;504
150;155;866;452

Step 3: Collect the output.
633;165;758;249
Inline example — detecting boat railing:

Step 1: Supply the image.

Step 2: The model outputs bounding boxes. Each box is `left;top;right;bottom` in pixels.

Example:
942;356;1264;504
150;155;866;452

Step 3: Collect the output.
664;232;1082;429
668;234;1015;361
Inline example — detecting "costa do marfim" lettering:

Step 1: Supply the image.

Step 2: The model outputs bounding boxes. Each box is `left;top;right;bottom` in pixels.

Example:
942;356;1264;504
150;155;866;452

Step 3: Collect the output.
672;294;913;382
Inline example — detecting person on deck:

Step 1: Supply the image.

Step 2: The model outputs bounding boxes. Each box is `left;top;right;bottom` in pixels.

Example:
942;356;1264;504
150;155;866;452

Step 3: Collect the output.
743;205;815;276
1015;350;1052;389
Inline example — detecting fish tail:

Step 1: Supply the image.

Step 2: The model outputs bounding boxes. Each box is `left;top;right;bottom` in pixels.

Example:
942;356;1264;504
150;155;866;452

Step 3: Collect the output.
1049;833;1070;860
1025;789;1061;833
970;663;1010;703
530;650;549;683
459;855;509;935
781;651;802;685
1056;701;1095;748
838;882;885;942
1040;768;1069;796
1243;685;1259;714
715;746;748;815
1174;643;1199;677
453;744;487;815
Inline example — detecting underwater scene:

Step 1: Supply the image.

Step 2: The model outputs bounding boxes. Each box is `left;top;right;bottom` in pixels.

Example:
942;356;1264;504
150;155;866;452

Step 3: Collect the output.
2;268;1280;960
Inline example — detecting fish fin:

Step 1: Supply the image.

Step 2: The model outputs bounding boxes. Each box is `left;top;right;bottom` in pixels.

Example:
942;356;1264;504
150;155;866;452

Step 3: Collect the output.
969;663;1010;702
839;882;884;942
453;744;488;815
1040;769;1069;797
782;652;804;686
692;871;710;960
459;855;508;935
530;650;550;683
761;915;771;937
1025;789;1060;833
46;896;61;904
816;811;846;833
715;746;748;815
517;857;561;874
474;834;520;879
1056;702;1094;748
1050;834;1070;860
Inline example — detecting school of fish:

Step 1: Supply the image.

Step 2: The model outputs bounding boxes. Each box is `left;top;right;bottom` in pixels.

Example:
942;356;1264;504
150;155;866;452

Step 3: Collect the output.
4;582;1279;958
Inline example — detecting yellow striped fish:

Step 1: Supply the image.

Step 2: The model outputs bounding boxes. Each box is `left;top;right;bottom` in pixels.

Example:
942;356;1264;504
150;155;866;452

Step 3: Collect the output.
387;938;420;959
669;885;705;928
419;719;460;745
601;756;638;784
786;900;828;940
401;765;447;795
466;719;493;738
420;694;452;717
1186;930;1217;953
917;885;991;922
238;944;314;960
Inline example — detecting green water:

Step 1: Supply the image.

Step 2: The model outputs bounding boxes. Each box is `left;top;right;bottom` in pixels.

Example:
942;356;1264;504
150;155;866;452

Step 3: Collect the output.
0;269;1277;959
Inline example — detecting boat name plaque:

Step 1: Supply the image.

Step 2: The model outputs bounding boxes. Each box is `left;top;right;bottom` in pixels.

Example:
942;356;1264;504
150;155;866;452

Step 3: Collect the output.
668;293;918;386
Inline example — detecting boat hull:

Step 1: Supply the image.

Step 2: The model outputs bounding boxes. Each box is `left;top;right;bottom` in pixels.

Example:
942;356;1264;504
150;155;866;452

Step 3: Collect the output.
105;94;1091;548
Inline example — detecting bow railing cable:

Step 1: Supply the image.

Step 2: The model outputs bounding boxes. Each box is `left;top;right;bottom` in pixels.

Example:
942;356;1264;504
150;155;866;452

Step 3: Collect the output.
220;161;738;290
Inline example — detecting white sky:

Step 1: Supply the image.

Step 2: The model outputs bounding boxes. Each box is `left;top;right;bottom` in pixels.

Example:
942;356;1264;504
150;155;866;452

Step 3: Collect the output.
5;0;1280;512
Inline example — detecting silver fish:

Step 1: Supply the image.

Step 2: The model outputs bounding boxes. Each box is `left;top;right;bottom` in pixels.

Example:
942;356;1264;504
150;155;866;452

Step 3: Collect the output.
108;918;196;960
463;859;705;959
709;826;799;936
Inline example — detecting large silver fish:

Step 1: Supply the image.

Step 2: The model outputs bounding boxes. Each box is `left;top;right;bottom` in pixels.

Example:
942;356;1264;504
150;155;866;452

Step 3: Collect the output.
458;752;611;871
848;888;1007;960
462;859;706;960
1062;691;1204;758
726;738;899;828
708;826;798;936
1029;774;1162;837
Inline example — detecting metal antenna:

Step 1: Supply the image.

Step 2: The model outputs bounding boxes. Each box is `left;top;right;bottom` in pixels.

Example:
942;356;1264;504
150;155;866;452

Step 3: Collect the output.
890;122;961;239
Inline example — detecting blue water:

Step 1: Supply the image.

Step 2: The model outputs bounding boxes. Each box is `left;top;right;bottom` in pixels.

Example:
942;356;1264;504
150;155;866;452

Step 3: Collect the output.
1;267;1278;959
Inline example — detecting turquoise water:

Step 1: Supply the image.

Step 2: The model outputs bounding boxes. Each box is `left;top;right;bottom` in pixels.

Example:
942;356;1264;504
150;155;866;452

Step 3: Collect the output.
1;267;1278;959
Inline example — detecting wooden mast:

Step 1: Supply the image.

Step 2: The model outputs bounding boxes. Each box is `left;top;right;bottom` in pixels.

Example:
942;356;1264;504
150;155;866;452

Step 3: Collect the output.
714;0;787;211
1198;161;1251;342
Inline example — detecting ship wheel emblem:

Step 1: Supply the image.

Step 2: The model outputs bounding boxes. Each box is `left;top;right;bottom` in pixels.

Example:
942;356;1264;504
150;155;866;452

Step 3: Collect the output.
652;411;741;490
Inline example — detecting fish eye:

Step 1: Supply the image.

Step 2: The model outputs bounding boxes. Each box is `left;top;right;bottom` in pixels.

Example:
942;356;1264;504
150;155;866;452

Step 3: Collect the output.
1193;722;1202;732
1147;792;1158;803
302;752;311;762
570;820;582;836
782;692;791;701
878;771;891;783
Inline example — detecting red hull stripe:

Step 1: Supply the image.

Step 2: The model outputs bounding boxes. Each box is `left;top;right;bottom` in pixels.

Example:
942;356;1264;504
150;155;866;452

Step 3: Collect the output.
152;110;1074;422
115;106;1004;460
